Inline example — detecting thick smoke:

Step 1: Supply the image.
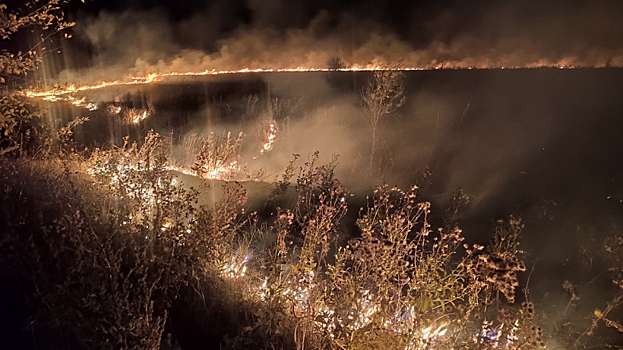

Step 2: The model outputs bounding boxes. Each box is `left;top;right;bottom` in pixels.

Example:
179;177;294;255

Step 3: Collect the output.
50;0;623;83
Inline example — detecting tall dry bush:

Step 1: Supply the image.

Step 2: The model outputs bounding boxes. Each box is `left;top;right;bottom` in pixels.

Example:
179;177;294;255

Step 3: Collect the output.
223;155;544;350
361;69;405;178
0;95;45;156
1;131;248;349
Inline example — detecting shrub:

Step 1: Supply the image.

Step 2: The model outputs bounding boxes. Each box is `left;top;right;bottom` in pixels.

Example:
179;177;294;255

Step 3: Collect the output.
0;95;45;156
0;131;248;349
223;155;544;350
0;129;545;350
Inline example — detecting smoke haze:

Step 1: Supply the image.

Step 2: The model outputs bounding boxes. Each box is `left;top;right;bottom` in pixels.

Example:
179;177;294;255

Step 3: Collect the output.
38;0;623;84
23;0;623;344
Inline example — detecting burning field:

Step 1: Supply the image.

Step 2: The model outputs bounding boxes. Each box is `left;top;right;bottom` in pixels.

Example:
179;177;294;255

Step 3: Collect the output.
2;0;623;349
4;67;622;350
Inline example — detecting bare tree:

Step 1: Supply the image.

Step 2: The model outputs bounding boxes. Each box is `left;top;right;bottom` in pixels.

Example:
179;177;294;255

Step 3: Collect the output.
326;56;346;70
361;69;405;173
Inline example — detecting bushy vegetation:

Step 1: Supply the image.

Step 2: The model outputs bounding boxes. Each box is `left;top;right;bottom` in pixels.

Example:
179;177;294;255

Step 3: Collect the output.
1;129;548;349
0;95;45;156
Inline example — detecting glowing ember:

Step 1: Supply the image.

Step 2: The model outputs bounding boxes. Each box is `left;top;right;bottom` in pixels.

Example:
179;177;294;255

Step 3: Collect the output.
108;105;122;114
125;108;151;124
164;164;197;177
222;248;250;279
165;160;239;181
204;160;239;180
260;122;277;154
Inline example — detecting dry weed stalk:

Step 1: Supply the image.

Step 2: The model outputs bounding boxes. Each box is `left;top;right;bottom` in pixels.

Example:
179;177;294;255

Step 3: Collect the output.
192;131;244;180
577;235;623;345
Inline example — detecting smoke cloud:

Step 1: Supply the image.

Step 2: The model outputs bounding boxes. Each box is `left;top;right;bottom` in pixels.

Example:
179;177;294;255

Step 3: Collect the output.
46;0;623;84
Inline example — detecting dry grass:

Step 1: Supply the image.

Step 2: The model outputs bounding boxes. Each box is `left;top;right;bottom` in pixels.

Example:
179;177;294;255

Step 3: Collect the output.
0;131;550;350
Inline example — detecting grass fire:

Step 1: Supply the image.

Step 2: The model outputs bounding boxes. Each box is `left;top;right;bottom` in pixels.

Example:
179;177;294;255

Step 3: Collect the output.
1;1;623;350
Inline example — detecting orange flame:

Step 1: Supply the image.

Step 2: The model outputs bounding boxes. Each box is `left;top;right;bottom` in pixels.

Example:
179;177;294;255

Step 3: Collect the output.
23;65;578;106
23;66;415;101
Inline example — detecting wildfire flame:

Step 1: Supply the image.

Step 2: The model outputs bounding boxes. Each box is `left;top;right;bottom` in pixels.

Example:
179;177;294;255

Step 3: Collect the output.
218;245;525;350
260;122;277;154
164;160;239;181
125;108;151;124
223;248;250;279
23;65;575;104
